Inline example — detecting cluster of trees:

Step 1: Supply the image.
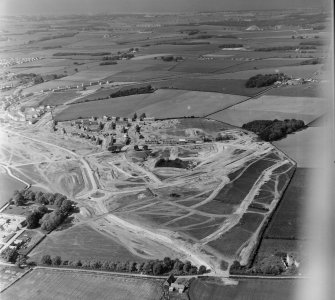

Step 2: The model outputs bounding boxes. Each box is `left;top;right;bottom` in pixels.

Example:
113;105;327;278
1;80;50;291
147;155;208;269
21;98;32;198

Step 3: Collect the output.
33;199;73;231
242;119;305;141
15;73;66;85
102;52;135;61
1;247;19;263
300;58;323;65
160;55;184;62
255;45;316;51
245;73;288;88
100;61;117;65
110;85;154;98
155;158;190;169
40;255;208;276
53;52;111;56
12;189;67;207
219;43;243;48
28;32;77;44
11;189;73;231
133;112;146;121
230;259;285;276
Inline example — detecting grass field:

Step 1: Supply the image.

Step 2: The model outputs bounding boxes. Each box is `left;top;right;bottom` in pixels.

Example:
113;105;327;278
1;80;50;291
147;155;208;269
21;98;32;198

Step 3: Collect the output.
0;172;26;207
210;95;328;127
170;59;242;73
230;95;327;116
207;226;253;258
2;268;163;300
29;224;145;263
40;90;80;106
0;265;27;292
264;168;311;239
55;89;247;121
189;278;298;300
273;127;325;168
202;64;321;80
153;78;268;96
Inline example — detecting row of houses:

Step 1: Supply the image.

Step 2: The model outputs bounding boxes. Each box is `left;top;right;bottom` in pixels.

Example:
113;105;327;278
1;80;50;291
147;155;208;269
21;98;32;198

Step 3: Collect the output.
145;137;204;145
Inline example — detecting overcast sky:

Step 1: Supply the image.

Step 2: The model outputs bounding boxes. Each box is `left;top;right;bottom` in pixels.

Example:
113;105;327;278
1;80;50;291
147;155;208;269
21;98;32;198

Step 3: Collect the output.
0;0;329;15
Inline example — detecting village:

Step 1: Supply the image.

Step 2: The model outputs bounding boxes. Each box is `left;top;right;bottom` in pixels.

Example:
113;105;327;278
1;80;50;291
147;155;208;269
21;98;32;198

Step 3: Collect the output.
55;115;211;153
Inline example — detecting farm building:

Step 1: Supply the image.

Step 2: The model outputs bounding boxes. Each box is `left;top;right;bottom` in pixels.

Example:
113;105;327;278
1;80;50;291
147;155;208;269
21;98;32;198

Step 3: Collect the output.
164;274;176;288
169;277;190;293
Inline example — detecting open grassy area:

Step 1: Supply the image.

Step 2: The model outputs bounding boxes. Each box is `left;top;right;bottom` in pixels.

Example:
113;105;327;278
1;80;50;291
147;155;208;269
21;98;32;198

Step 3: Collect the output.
153;78;268;97
210;94;327;127
40;90;80;106
0;265;27;292
189;277;298;300
264;168;311;240
28;224;145;263
273;127;326;168
55;89;247;121
0;172;26;208
2;268;163;300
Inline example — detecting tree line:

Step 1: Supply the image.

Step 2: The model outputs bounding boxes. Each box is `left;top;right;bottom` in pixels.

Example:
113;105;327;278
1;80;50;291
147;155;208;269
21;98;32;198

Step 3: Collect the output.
242;119;305;141
219;43;244;48
245;73;288;88
40;255;209;276
254;45;316;51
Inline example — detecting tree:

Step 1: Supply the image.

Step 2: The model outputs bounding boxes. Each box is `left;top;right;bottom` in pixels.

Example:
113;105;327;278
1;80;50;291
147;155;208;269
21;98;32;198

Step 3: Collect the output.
1;248;18;263
16;254;27;267
133;112;137;120
23;190;35;202
140;112;146;119
143;261;153;274
198;265;207;274
26;211;42;229
128;261;136;272
54;194;67;207
153;262;164;275
183;261;192;274
59;199;72;215
52;256;62;266
73;260;82;267
173;259;184;272
102;261;110;270
136;262;144;272
163;257;172;271
41;255;52;265
13;191;25;206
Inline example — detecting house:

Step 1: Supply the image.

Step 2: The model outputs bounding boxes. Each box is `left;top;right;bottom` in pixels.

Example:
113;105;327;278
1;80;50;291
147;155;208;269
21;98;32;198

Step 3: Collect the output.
170;277;189;293
164;274;175;289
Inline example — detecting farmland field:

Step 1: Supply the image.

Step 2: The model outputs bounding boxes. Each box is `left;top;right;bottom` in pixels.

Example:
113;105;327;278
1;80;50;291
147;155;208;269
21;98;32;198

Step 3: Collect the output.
273;127;325;168
55;89;247;121
264;168;311;239
210;95;328;126
0;171;26;207
29;224;145;263
40;90;80;106
189;278;298;300
2;268;163;300
153;78;268;96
